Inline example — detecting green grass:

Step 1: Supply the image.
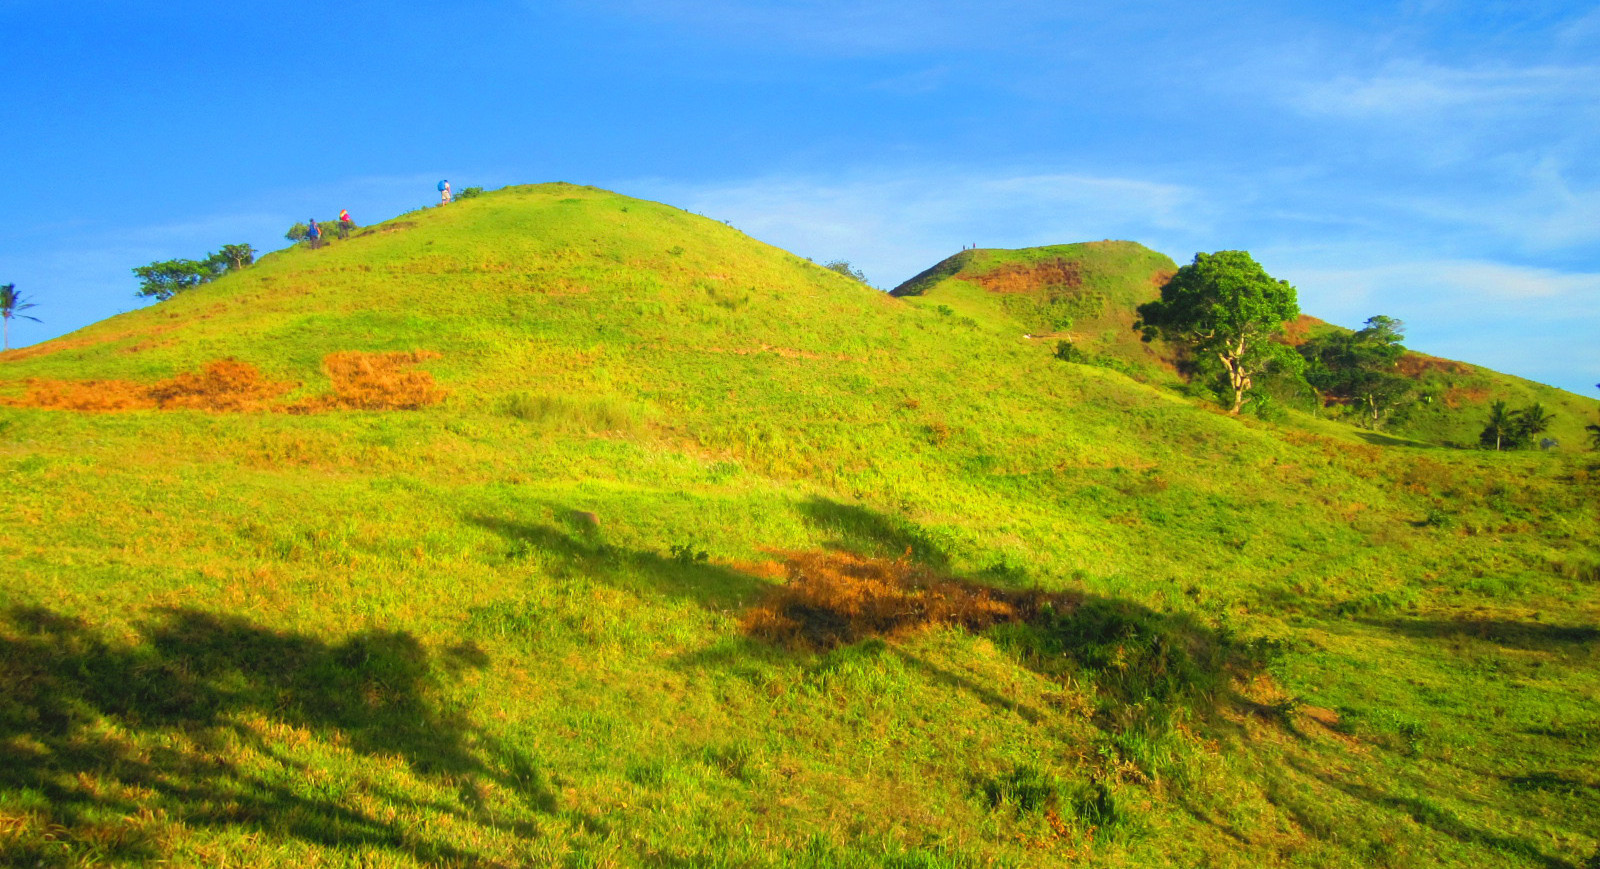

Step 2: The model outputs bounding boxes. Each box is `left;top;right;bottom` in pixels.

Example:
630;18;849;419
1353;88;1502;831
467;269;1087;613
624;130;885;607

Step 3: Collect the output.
1;183;1597;867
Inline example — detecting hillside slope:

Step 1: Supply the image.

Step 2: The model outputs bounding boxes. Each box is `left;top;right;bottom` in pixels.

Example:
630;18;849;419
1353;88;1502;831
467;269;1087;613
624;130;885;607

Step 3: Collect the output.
894;244;1598;448
1;184;1597;868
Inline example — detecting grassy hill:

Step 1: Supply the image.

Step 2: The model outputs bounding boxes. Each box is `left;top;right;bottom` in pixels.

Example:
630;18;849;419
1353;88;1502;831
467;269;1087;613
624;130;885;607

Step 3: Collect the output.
1;183;1597;868
893;246;1598;449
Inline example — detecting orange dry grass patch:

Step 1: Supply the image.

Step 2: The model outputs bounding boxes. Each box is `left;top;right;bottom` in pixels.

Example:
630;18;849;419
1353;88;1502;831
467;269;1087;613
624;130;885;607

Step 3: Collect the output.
743;550;1070;650
6;360;295;412
295;351;445;411
1397;353;1473;378
972;259;1083;295
1442;385;1491;409
1279;315;1322;347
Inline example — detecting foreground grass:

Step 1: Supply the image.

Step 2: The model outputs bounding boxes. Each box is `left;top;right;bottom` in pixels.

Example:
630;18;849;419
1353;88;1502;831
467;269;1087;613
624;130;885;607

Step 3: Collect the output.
1;185;1597;867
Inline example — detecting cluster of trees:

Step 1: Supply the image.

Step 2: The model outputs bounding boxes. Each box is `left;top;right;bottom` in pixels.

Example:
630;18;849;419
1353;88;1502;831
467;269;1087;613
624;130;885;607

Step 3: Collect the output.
823;260;869;284
1131;251;1591;452
1;283;41;350
1479;401;1554;451
1298;315;1413;429
134;244;256;302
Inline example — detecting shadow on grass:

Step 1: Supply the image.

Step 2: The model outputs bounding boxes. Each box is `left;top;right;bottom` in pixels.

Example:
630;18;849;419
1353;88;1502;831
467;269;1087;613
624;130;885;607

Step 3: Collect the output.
1353;430;1432;448
1280;756;1581;869
1359;615;1599;652
465;513;769;611
797;496;950;569
0;605;582;866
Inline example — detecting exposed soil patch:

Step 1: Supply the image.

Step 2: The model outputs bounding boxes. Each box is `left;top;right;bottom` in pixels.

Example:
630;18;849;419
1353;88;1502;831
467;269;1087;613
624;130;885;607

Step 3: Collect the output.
972;259;1083;295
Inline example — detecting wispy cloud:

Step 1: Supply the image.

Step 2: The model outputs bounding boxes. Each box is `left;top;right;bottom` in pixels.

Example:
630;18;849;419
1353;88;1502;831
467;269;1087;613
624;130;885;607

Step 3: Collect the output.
1294;63;1600;119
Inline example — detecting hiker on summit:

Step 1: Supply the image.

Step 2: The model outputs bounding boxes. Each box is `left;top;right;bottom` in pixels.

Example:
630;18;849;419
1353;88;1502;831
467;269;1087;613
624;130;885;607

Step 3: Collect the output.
338;209;353;239
438;180;451;205
307;219;322;246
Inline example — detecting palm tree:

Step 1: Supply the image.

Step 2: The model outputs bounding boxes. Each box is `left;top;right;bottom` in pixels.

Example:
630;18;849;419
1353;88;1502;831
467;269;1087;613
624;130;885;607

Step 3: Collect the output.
1516;402;1555;445
0;283;41;351
1479;401;1519;451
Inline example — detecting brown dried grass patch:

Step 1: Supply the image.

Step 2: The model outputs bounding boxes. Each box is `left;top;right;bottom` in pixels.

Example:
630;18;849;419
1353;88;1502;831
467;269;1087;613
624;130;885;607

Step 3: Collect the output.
1442;385;1491;409
1279;315;1321;347
6;360;295;413
972;259;1083;295
294;351;445;411
743;550;1074;650
1397;353;1472;378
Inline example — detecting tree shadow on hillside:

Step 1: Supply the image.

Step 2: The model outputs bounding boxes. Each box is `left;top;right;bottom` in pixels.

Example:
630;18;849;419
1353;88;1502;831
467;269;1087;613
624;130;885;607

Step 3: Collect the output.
0;605;586;866
667;498;1297;769
1357;615;1599;652
1353;431;1432;448
465;513;769;611
1269;755;1581;869
797;496;950;569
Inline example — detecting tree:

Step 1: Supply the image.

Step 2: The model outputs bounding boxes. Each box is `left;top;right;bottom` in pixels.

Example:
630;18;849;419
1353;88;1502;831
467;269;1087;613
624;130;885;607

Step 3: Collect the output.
133;259;213;302
1480;401;1523;451
1480;401;1558;451
823;260;868;283
1135;250;1300;414
1;283;41;350
215;243;255;272
134;243;256;302
1300;315;1413;429
1515;402;1554;445
1589;384;1600;451
285;222;310;243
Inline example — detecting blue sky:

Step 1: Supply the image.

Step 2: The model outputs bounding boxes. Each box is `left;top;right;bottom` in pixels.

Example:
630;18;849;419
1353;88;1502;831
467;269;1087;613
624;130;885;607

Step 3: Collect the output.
1;0;1595;395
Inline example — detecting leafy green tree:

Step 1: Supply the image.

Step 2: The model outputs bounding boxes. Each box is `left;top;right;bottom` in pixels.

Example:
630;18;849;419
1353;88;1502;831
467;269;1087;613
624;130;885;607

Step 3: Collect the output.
1;283;42;350
133;259;214;302
823;260;868;283
286;222;310;243
214;243;256;272
1300;315;1413;429
1135;250;1300;414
